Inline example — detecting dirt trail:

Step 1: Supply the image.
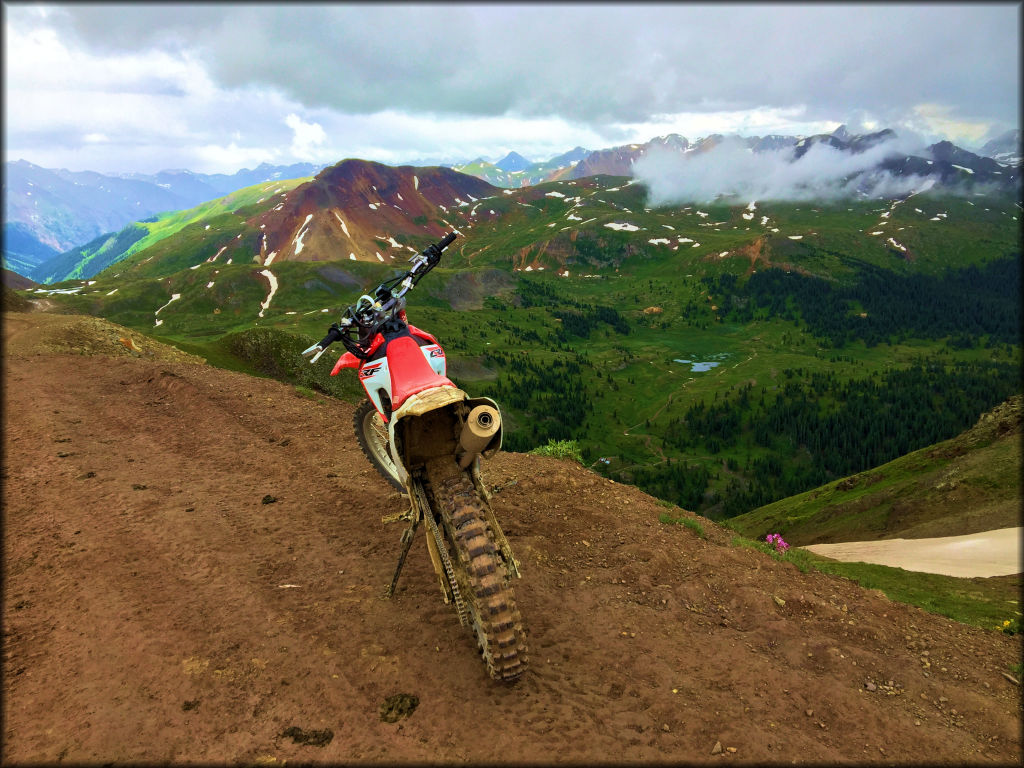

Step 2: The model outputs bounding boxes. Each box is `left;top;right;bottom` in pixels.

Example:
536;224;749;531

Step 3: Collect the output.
803;528;1023;578
2;312;1020;764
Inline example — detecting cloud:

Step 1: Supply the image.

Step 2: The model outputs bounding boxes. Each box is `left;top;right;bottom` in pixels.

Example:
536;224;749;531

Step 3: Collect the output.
633;133;936;205
285;114;326;161
38;4;1021;127
4;3;1019;174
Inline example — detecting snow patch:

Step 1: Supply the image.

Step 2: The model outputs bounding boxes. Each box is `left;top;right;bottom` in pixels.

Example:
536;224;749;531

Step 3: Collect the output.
154;293;181;325
258;270;278;317
333;212;350;237
293;214;313;254
604;222;640;232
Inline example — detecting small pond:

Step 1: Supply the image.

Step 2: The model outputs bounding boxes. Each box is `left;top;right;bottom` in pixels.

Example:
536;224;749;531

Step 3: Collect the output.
673;353;729;372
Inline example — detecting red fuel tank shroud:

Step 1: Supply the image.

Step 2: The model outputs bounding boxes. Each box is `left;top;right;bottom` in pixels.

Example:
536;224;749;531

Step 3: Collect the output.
386;335;455;408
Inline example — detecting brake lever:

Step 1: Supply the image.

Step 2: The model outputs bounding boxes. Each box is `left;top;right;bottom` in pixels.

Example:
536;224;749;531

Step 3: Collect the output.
301;343;327;364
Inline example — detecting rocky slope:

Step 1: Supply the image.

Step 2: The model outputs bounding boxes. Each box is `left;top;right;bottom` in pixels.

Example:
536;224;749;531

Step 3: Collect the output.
249;160;500;266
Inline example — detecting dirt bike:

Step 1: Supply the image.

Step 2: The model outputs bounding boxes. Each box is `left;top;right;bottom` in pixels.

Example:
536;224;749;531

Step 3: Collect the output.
301;232;528;681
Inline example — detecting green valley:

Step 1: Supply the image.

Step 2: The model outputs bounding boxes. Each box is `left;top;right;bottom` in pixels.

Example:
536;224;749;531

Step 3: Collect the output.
16;164;1021;523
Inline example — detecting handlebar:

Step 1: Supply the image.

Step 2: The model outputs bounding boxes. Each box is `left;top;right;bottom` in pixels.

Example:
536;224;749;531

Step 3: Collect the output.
301;232;458;363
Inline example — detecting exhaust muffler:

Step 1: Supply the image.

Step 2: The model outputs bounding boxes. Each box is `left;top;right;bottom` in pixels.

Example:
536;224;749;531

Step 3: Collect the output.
458;404;500;468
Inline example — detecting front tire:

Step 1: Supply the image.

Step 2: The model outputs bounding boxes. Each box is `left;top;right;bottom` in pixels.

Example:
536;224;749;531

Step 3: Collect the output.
353;399;403;490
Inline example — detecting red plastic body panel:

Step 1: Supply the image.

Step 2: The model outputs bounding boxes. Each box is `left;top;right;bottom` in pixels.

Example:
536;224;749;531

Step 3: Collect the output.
386;335;454;408
407;324;438;345
330;352;360;375
330;333;386;376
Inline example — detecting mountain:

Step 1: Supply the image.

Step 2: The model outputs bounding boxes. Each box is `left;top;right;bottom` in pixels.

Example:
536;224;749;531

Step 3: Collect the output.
2;160;325;282
2;160;193;271
118;161;324;200
494;151;532;172
37;159;501;283
978;129;1021;167
450;129;1020;196
240;159;500;268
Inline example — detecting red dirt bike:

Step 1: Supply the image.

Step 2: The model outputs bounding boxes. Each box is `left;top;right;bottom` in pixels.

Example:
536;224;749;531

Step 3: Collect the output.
301;232;527;681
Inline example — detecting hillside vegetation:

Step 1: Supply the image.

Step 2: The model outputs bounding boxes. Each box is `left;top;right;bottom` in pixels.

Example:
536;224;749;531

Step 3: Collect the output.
727;395;1021;545
11;160;1021;523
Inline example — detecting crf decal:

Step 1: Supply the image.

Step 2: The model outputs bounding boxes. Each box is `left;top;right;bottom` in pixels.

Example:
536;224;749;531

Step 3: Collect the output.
360;364;383;379
429;348;445;358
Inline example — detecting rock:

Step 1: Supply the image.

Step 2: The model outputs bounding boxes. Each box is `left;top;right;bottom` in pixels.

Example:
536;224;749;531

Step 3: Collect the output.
262;494;277;504
711;741;723;755
865;682;877;691
773;595;786;607
279;726;333;747
380;693;419;723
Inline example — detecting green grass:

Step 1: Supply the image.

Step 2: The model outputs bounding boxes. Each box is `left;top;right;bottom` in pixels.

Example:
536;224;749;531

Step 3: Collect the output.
528;439;584;463
659;510;706;538
727;531;1022;631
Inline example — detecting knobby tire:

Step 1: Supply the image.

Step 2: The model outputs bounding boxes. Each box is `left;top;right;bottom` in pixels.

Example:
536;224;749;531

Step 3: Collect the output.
353;400;403;490
427;462;528;682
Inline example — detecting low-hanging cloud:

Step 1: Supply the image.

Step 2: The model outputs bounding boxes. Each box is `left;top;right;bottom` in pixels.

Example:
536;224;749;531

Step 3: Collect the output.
633;134;939;206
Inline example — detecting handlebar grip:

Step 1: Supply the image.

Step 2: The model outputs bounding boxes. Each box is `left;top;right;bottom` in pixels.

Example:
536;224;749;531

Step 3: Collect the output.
438;231;457;250
318;326;344;348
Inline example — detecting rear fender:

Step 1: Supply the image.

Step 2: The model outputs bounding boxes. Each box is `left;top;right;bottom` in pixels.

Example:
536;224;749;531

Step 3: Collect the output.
388;386;468;485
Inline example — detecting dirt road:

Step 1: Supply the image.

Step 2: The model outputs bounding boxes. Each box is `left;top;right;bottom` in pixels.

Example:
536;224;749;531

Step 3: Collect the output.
2;312;1020;764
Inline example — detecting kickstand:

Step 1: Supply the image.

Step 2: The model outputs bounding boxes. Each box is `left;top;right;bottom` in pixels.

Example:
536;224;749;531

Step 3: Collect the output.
382;515;420;599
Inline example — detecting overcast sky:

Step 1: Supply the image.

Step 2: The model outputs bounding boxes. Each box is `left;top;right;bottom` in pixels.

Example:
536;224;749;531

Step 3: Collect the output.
3;2;1020;175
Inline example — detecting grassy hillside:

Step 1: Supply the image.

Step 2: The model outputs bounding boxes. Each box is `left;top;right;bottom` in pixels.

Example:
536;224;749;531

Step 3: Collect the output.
727;395;1022;545
15;175;1021;521
39;175;313;283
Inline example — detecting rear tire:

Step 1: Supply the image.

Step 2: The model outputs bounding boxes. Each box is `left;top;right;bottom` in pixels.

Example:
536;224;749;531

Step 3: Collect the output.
353;400;403;490
428;464;528;682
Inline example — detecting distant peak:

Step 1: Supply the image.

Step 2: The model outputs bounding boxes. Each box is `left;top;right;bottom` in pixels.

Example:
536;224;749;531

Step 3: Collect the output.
495;151;532;172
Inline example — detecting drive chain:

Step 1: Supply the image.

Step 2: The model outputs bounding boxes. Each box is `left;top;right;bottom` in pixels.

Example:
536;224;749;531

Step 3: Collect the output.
414;481;468;626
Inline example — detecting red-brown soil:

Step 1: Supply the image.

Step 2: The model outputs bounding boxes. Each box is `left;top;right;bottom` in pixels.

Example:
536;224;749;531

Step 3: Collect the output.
3;312;1020;764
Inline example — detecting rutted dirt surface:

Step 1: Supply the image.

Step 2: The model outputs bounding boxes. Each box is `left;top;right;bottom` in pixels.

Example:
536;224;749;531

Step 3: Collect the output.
3;312;1021;764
